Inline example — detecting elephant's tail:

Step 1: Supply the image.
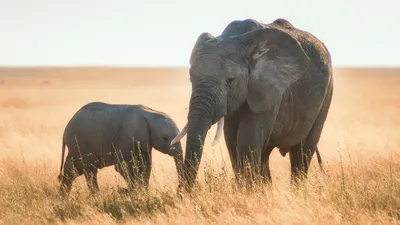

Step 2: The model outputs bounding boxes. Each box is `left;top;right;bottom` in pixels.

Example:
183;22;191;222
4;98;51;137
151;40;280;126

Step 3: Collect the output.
57;136;67;182
316;146;324;173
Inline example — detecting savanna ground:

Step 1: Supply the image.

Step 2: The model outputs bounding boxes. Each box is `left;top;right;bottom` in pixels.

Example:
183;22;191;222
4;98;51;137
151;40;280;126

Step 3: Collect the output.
0;67;399;224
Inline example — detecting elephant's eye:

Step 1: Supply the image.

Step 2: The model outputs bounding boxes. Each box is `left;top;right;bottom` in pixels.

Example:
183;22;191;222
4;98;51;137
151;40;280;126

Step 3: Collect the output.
163;137;168;142
226;78;235;85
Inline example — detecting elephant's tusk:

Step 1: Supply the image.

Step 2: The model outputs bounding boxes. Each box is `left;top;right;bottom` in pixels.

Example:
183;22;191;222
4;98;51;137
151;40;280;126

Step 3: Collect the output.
211;117;224;146
170;123;188;145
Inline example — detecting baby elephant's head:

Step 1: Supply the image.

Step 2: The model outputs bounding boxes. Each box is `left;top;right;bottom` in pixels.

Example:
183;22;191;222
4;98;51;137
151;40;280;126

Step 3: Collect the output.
150;116;182;156
149;114;184;184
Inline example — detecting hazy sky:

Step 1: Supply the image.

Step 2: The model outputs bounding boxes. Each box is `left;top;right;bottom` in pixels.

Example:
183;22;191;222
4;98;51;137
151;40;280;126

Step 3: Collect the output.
0;0;399;67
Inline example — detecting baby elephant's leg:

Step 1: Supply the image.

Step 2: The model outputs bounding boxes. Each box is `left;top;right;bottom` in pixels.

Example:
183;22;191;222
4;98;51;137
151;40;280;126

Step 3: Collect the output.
59;155;83;198
83;164;99;194
114;147;152;191
137;149;152;188
114;160;136;189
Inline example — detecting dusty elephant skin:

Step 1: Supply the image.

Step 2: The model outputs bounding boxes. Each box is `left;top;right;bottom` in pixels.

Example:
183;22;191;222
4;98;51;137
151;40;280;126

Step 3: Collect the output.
172;18;333;190
57;102;184;197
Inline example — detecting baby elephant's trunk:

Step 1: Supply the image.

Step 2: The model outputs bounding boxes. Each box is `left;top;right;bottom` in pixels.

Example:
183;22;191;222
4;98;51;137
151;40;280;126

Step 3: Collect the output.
170;141;185;189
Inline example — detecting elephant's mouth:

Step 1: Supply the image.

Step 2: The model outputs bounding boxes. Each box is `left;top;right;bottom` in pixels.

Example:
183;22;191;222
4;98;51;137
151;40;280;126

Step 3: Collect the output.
170;116;224;147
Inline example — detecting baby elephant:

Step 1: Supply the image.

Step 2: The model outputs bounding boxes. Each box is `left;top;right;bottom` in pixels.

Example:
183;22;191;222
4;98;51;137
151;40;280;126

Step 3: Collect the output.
57;102;184;197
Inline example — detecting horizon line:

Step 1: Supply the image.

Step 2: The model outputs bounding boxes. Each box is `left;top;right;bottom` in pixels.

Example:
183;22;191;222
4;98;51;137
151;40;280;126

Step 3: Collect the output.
0;65;400;70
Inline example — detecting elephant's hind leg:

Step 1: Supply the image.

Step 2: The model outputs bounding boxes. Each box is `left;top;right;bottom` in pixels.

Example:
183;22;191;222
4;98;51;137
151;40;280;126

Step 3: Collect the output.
59;155;84;198
289;82;333;183
289;142;315;182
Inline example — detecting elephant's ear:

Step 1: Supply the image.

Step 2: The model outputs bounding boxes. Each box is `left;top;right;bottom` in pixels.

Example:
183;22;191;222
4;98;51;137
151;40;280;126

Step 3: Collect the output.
238;27;310;113
190;32;215;65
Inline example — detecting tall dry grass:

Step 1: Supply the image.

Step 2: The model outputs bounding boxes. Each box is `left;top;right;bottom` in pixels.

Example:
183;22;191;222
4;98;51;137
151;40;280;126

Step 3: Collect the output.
0;67;399;224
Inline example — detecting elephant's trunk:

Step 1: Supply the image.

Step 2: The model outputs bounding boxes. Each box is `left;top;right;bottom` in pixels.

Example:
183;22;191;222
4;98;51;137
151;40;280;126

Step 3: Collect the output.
181;86;218;189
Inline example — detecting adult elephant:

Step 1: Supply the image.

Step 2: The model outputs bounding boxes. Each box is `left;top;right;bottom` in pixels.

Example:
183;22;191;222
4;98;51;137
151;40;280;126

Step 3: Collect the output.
171;18;333;189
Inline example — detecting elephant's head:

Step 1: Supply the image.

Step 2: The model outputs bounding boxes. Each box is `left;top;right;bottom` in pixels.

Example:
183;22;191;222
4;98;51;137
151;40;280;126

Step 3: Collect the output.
147;113;184;186
171;18;311;189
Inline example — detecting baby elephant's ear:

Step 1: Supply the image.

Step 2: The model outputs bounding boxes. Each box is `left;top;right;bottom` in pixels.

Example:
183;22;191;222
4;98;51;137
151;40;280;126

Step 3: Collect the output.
238;27;310;113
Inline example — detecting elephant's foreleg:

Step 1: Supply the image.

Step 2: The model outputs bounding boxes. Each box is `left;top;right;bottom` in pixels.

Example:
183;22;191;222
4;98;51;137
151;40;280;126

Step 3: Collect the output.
115;161;135;188
137;149;152;189
223;115;240;182
236;107;276;186
260;144;275;184
114;150;152;190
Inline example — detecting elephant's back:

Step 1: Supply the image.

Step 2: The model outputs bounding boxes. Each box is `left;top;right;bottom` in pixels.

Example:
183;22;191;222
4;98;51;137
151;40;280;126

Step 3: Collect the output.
293;31;332;79
286;28;332;82
64;102;132;150
267;19;332;80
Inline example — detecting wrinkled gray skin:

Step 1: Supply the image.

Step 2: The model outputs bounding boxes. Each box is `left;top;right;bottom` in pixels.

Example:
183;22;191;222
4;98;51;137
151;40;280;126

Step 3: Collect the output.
58;102;184;197
174;18;333;190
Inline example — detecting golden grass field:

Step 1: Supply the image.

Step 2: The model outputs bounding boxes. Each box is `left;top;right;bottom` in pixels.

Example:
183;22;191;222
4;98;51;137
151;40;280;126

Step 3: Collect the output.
0;67;399;224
